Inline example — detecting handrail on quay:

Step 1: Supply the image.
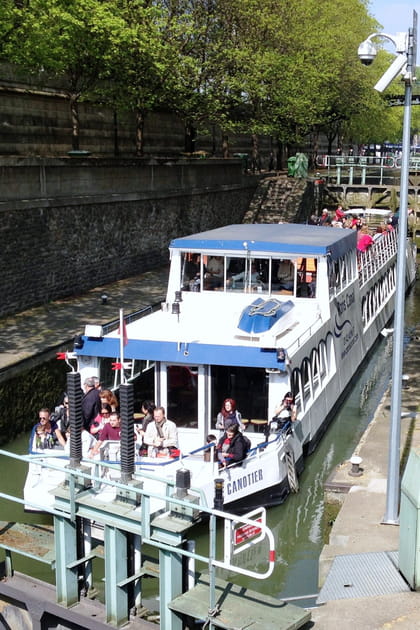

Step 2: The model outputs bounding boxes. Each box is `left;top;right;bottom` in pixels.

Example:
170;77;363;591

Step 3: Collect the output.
315;154;420;186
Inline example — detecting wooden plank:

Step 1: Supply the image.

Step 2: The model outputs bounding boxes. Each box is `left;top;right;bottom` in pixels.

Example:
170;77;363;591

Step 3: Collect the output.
169;575;311;630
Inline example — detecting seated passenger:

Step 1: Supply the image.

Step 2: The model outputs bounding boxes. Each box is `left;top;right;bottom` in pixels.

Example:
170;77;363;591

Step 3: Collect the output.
143;406;178;457
267;392;297;435
276;260;294;291
215;398;244;431
216;424;249;468
205;256;224;289
230;263;261;288
35;408;66;448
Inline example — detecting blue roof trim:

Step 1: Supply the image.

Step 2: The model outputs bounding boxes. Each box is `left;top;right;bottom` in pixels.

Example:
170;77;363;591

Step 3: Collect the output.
77;337;285;369
170;224;356;261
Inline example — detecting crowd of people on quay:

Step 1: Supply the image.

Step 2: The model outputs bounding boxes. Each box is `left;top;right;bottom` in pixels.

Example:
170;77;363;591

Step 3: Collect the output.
32;382;299;469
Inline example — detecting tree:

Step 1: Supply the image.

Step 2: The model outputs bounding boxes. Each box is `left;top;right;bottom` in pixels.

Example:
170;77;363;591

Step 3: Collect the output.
8;0;126;151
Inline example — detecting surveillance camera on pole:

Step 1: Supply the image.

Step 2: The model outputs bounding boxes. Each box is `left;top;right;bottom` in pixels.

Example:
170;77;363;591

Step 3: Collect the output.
357;39;377;65
358;11;418;526
357;31;410;91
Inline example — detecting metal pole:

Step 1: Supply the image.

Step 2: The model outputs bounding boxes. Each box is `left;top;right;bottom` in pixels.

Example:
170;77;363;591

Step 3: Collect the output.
384;30;414;523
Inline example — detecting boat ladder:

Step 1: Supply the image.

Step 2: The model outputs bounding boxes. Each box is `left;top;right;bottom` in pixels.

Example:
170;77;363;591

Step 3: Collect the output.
285;450;299;493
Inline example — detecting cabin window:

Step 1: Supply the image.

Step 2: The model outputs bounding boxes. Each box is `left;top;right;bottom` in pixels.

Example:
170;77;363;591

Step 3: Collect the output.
311;348;320;394
318;340;327;383
296;258;317;297
166;365;198;428
210;365;268;423
180;252;203;291
301;357;312;404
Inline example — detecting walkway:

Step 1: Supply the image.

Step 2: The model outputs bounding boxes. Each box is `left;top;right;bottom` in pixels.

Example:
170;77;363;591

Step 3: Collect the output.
310;318;420;628
0;267;169;374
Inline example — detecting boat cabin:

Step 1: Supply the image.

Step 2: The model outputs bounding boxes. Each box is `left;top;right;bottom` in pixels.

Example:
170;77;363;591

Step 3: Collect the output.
76;224;357;451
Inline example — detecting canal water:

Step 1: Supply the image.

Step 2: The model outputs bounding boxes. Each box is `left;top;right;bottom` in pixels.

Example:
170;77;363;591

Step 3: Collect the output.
1;280;419;607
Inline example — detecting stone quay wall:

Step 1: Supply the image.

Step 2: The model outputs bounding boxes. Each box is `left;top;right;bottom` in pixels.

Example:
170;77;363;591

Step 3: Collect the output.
0;76;273;161
0;157;258;318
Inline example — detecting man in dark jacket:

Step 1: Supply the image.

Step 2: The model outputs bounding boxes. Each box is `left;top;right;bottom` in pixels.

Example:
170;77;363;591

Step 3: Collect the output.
216;424;249;468
81;377;100;430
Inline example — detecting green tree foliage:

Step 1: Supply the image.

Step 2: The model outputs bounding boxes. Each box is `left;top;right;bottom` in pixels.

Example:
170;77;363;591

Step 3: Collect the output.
5;0;126;150
1;0;404;157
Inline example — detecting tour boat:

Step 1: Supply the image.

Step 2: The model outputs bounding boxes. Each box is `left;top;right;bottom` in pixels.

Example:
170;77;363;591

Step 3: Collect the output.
24;223;416;514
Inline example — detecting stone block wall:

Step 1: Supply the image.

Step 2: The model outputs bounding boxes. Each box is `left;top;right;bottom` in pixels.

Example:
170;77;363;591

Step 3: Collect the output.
0;80;273;161
0;158;257;317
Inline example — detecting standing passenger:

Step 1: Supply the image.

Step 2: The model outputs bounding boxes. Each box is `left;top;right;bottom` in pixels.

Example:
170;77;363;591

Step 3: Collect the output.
216;398;243;431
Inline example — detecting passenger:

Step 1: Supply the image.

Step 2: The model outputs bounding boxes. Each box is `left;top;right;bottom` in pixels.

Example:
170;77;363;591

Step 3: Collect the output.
134;400;156;455
99;389;119;412
90;403;112;438
90;411;122;457
268;392;297;435
320;209;332;226
35;408;66;448
184;253;201;280
205;256;224;289
64;426;95;458
356;225;374;252
334;205;345;221
52;393;70;434
215;398;244;431
81;377;101;431
373;225;385;242
216;424;249;468
204;434;218;462
143;406;178;457
230;262;260;285
276;259;295;291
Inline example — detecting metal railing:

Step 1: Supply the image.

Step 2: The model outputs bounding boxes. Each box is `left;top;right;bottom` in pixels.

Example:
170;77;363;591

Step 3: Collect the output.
0;447;276;629
315;154;420;185
358;227;398;287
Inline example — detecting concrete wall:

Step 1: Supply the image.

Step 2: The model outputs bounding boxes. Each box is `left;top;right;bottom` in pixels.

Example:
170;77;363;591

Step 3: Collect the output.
0;158;258;317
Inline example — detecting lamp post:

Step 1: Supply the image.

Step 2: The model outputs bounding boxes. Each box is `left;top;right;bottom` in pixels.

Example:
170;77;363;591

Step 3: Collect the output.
358;12;417;524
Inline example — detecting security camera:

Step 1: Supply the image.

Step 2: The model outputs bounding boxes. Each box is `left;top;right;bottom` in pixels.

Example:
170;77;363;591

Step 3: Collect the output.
358;39;377;65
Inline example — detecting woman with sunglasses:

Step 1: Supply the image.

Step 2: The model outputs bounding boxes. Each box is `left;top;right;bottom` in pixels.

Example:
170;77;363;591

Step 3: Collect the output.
89;403;112;438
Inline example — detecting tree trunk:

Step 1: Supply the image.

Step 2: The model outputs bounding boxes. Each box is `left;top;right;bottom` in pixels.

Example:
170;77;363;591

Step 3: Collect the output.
113;110;119;157
251;133;260;172
69;93;80;151
135;108;145;157
222;134;229;158
184;121;196;153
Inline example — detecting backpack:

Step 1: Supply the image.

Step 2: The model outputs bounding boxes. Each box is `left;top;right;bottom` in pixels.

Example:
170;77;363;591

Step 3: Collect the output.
241;434;251;453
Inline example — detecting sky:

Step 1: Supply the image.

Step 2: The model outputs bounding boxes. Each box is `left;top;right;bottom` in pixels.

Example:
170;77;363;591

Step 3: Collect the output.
368;1;417;35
